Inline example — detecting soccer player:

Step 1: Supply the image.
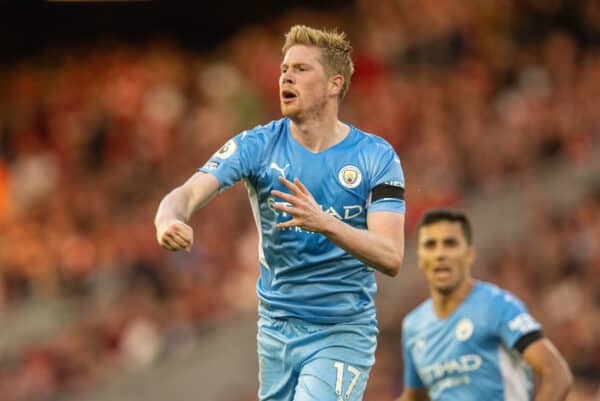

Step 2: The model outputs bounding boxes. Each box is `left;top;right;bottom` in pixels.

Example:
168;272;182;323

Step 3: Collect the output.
398;209;572;401
155;25;406;401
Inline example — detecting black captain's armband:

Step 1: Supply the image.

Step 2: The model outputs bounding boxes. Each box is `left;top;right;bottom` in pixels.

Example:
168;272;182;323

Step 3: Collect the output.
371;184;405;202
514;330;544;353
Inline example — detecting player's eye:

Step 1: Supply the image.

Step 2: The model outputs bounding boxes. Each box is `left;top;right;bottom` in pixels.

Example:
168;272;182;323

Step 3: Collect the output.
423;240;436;249
444;238;459;247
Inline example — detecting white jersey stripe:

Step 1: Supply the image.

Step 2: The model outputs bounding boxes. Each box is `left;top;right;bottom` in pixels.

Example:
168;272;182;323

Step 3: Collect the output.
244;179;269;270
498;345;530;401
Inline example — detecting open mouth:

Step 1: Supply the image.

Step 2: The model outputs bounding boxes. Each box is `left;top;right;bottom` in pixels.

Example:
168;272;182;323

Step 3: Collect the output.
433;266;452;275
281;89;297;102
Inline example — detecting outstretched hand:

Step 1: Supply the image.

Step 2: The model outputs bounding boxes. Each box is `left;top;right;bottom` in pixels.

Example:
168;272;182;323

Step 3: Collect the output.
271;176;333;233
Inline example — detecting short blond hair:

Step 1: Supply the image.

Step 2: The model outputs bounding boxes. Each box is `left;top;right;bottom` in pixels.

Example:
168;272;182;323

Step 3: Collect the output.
282;25;354;101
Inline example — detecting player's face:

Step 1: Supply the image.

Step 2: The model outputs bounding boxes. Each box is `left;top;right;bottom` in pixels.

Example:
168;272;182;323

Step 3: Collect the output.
279;45;330;119
417;221;474;295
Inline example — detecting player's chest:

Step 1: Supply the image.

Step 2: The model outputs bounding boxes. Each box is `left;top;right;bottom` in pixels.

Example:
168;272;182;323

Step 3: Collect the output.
258;150;370;202
410;316;494;373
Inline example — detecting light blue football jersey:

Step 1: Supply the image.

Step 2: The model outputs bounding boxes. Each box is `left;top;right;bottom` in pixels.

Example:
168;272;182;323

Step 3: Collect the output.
402;281;542;401
198;117;405;324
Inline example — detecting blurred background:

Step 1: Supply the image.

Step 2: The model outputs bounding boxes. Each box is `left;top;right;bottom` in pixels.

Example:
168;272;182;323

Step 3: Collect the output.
0;0;599;400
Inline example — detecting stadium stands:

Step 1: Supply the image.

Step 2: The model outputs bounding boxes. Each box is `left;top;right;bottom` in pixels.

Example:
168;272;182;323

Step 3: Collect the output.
0;0;598;400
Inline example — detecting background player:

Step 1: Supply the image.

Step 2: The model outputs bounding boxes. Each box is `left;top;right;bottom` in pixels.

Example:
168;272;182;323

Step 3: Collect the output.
398;208;572;401
155;25;406;401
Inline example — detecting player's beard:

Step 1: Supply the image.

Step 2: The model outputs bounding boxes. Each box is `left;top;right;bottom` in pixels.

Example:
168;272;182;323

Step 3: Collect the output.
433;270;470;296
435;281;460;296
281;96;327;123
280;100;300;119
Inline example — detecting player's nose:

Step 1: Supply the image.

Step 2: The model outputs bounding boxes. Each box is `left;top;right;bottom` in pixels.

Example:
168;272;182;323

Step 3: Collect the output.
280;71;294;84
433;247;448;260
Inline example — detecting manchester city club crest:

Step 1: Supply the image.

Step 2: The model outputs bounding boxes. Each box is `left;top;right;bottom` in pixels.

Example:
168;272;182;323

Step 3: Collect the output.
338;165;362;188
455;318;474;341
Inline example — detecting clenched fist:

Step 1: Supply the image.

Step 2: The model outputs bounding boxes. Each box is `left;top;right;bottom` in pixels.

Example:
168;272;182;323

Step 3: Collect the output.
156;219;194;252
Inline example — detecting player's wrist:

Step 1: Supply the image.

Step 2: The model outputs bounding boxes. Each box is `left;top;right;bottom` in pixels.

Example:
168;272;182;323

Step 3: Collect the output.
319;212;342;236
154;215;179;231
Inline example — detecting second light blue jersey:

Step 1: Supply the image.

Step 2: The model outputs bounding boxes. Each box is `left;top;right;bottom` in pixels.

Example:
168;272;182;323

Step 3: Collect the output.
402;281;542;401
198;117;405;324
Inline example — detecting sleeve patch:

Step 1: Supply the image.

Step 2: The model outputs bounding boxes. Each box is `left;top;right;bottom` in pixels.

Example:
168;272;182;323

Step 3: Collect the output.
508;313;539;333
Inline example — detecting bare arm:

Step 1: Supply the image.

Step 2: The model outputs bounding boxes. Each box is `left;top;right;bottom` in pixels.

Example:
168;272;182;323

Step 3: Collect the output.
322;210;404;276
155;172;220;251
396;388;430;401
271;177;404;276
523;338;573;401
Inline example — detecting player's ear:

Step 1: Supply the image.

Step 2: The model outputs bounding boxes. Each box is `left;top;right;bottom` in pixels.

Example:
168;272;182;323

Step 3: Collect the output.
329;75;344;97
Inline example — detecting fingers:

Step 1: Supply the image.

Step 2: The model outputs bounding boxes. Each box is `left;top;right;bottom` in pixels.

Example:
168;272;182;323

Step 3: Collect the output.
158;222;193;252
271;189;296;204
276;218;298;229
272;199;296;215
160;234;189;252
273;177;312;201
293;178;310;196
160;238;181;252
270;177;316;232
168;230;192;249
278;176;303;195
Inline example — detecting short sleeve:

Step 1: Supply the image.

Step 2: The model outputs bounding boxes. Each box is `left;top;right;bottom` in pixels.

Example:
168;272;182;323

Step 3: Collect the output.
367;143;405;214
494;291;542;350
198;130;264;191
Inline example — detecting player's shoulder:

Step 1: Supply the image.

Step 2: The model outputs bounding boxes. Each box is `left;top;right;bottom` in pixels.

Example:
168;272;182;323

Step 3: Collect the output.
473;281;526;309
348;126;402;170
402;298;434;334
351;125;396;150
237;118;287;143
474;280;502;297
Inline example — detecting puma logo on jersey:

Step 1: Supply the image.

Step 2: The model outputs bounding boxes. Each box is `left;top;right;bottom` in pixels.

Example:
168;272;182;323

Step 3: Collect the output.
270;162;290;178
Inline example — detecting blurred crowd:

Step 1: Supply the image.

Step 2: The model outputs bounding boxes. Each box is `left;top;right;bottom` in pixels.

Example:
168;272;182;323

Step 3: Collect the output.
0;0;599;400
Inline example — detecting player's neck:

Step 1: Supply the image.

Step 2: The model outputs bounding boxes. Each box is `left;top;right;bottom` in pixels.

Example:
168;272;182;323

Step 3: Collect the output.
431;278;475;319
289;113;349;153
